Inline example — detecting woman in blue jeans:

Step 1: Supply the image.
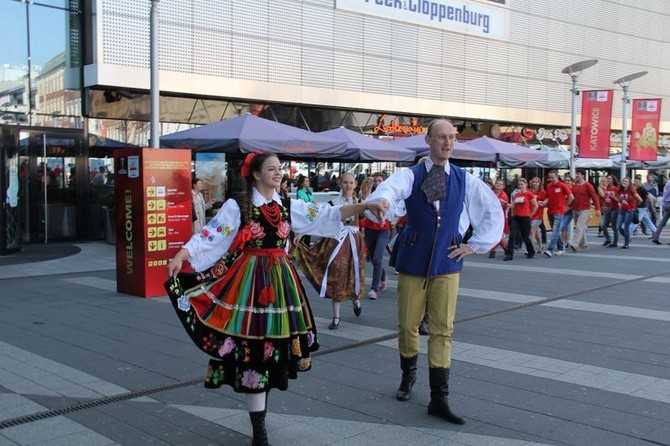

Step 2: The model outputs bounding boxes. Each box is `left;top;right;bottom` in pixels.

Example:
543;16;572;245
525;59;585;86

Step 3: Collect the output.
361;172;390;300
363;224;390;299
559;176;574;249
613;177;642;249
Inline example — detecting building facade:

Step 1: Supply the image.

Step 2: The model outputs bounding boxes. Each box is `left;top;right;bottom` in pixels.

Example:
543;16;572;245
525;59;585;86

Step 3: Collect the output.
70;0;670;142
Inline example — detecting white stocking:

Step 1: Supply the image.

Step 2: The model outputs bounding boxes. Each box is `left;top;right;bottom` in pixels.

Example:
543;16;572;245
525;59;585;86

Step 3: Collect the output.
245;392;267;413
332;300;341;319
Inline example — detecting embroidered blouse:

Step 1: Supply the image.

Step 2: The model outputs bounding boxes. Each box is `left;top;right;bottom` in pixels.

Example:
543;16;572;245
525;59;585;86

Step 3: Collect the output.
184;188;344;271
364;160;503;254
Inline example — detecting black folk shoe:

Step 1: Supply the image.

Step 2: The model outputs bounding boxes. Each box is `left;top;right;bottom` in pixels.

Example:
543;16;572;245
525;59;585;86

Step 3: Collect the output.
249;411;269;446
427;368;465;425
396;355;418;401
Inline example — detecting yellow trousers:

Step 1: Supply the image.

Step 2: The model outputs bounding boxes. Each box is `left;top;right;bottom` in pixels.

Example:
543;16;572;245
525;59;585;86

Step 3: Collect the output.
397;273;460;368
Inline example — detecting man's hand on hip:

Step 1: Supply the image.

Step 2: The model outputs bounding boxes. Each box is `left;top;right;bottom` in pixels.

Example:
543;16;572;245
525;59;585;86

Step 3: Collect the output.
448;244;474;261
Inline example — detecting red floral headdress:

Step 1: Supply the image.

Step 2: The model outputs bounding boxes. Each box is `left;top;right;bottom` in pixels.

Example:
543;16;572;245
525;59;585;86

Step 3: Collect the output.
240;151;262;177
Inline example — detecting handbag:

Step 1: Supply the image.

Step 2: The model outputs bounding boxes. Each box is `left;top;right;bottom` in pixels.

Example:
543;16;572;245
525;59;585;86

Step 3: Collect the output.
632;209;640;225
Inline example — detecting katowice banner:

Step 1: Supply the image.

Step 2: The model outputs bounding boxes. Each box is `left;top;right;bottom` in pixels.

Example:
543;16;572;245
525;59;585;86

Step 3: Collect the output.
579;90;613;159
629;98;662;161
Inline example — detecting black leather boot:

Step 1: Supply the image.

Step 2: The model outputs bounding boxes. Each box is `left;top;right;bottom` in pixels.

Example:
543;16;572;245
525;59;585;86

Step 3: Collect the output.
427;367;465;425
396;355;418;401
249;410;269;446
418;312;429;336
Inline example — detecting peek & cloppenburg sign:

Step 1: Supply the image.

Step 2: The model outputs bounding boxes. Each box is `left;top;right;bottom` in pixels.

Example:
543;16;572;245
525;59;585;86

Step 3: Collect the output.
336;0;508;40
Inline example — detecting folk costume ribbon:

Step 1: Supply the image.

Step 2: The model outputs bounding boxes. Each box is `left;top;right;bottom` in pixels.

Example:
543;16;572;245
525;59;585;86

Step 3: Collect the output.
240;151;262;177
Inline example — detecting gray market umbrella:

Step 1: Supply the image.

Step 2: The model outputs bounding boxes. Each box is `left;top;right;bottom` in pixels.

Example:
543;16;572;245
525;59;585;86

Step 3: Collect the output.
393;134;497;162
318;127;416;162
462;136;545;166
161;113;348;159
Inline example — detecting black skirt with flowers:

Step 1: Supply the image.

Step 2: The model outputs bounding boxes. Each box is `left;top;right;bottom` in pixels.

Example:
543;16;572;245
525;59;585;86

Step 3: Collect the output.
166;201;319;393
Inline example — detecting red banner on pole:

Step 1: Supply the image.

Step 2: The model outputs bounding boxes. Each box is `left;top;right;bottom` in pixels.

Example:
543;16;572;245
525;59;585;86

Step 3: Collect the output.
579;90;613;159
629;98;662;161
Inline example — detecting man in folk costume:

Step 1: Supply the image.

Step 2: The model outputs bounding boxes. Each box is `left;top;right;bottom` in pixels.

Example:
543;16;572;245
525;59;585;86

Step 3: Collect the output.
366;119;503;423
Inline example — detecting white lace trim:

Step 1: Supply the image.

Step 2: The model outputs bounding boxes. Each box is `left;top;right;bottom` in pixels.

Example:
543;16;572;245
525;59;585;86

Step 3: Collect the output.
186;285;304;314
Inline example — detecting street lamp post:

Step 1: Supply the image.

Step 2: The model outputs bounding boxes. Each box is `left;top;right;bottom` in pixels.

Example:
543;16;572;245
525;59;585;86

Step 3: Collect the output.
561;59;599;177
613;71;648;180
150;0;160;148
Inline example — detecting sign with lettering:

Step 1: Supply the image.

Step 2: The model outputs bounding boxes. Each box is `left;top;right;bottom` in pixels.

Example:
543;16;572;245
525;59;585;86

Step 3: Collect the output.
373;114;424;135
629;98;662;161
336;0;509;40
579;90;613;159
114;148;192;297
535;128;570;143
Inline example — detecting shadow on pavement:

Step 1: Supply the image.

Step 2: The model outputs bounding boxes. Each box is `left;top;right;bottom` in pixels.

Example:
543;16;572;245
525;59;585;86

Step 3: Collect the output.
0;243;81;266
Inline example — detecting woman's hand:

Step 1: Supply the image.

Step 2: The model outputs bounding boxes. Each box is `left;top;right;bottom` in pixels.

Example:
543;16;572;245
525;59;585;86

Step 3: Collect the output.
167;248;189;278
167;257;183;278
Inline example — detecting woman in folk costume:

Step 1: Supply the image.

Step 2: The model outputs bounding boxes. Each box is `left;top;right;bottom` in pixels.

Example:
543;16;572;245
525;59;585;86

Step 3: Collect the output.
165;152;386;446
292;172;366;330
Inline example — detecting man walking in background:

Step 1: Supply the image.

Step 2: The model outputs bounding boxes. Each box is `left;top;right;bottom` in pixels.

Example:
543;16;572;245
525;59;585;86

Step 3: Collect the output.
568;170;600;252
542;170;574;257
651;180;670;245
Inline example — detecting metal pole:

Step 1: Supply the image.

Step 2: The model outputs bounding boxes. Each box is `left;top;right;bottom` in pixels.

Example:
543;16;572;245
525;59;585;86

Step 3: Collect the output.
569;74;578;177
619;85;629;180
43;135;48;243
150;0;160;148
25;1;33;126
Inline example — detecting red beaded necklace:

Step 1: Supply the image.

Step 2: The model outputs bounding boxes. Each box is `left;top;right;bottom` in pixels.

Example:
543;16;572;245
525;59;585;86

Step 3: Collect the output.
259;201;282;228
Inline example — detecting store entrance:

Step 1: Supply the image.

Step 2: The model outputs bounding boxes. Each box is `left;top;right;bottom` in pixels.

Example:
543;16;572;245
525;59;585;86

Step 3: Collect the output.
20;128;87;243
1;126;94;244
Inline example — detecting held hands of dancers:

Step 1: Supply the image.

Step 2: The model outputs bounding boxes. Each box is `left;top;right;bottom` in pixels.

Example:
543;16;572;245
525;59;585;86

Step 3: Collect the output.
366;200;389;222
347;200;388;223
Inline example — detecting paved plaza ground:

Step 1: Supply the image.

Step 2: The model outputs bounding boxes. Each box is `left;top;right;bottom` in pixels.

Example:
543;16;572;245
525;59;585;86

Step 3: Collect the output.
0;229;669;445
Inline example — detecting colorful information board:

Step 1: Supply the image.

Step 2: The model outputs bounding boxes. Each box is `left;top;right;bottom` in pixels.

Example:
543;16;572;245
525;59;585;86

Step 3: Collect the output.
114;148;192;297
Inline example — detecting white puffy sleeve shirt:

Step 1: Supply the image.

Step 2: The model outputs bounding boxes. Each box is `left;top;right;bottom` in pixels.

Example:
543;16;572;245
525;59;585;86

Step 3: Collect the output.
183;198;241;272
365;161;503;254
183;188;344;271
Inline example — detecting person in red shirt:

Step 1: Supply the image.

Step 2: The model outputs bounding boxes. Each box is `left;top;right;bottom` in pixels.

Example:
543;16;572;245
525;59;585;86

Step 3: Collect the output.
596;177;608;238
542;170;574;257
598;175;620;246
613;177;642;249
504;178;538;260
489;179;509;258
529;177;546;253
360;172;391;299
568;170;601;252
559;175;575;248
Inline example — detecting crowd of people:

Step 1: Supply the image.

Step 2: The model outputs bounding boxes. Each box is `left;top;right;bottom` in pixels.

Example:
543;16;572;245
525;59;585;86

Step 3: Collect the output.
485;170;669;260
